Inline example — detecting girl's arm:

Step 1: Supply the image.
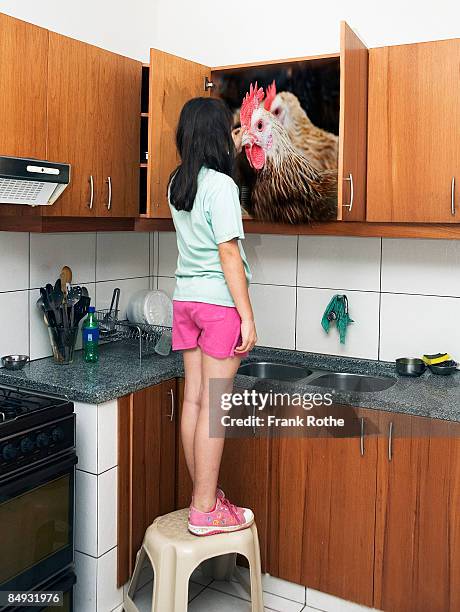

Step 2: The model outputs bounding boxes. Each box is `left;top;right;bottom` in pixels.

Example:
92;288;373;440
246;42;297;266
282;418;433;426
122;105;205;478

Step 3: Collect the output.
218;239;257;353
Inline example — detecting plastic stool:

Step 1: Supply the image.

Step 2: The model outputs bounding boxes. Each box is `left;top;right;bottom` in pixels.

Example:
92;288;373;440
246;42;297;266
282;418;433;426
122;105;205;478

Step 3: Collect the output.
124;508;264;612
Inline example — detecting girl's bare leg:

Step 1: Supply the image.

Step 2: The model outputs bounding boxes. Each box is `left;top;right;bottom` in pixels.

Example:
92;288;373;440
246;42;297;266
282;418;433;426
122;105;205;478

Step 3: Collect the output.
192;352;241;512
181;347;203;484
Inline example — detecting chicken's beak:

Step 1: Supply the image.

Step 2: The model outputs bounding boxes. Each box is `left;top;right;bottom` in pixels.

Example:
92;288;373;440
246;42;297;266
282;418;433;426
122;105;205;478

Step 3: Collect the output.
241;130;252;147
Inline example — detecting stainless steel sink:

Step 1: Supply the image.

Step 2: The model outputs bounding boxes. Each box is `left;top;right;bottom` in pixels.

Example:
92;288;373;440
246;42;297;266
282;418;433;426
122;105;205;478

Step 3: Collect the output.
237;362;312;381
309;372;396;392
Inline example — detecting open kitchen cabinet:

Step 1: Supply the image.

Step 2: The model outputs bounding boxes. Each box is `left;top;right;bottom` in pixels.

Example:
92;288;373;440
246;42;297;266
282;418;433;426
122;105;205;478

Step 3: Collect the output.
141;22;368;225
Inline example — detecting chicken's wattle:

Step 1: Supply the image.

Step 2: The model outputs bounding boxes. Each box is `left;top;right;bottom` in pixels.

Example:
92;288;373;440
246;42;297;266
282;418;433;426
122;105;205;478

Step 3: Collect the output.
245;144;265;170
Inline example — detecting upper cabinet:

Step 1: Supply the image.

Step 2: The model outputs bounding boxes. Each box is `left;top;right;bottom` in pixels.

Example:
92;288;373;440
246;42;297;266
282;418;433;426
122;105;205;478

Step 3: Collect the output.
367;39;460;222
0;13;48;159
337;22;368;221
144;50;211;217
47;33;141;217
143;22;368;223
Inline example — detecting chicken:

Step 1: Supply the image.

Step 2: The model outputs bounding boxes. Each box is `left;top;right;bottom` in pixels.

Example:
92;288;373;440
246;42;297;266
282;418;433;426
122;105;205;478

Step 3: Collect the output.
264;81;339;171
240;83;337;225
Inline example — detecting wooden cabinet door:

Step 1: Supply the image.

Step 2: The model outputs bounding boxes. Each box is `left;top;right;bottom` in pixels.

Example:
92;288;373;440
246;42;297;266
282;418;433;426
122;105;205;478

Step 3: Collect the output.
367;39;460;222
175;379;270;570
0;13;48;159
269;405;378;607
96;50;141;217
375;412;460;612
117;379;177;586
47;33;99;217
147;49;211;218
337;22;368;221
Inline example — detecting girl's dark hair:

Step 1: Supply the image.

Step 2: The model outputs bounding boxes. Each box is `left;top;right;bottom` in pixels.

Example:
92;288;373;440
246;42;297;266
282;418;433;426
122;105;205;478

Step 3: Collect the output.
168;97;235;212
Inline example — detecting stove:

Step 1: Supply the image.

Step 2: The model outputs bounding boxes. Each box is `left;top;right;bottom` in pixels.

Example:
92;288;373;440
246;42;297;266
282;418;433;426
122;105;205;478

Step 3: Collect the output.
0;385;76;610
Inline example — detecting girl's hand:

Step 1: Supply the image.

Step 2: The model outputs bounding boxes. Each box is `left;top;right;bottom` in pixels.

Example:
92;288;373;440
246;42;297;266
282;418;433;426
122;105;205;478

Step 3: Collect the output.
235;319;258;354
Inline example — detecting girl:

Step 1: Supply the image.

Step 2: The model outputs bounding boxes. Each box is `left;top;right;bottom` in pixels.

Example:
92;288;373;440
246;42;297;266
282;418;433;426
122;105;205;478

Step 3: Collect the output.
168;97;257;536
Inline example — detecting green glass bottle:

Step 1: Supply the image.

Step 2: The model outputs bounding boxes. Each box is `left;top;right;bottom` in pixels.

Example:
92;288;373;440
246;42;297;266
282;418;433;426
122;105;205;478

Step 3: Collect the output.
82;306;99;363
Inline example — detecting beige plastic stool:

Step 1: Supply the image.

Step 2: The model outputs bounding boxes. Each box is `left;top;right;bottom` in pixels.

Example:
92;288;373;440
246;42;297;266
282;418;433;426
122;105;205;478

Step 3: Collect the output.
124;508;264;612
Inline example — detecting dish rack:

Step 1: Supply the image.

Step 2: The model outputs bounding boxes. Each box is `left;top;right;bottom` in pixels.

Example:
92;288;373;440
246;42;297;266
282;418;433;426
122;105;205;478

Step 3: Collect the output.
95;309;172;361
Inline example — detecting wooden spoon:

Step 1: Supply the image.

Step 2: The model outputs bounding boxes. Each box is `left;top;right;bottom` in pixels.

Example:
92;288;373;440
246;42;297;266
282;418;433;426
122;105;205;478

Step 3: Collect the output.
60;266;72;297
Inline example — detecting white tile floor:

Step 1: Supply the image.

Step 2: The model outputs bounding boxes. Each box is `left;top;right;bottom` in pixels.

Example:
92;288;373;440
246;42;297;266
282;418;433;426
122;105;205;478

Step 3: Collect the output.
123;563;379;612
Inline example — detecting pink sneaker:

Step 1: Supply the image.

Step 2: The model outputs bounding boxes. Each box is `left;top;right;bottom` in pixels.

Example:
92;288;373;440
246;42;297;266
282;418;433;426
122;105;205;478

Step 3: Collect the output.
188;497;254;536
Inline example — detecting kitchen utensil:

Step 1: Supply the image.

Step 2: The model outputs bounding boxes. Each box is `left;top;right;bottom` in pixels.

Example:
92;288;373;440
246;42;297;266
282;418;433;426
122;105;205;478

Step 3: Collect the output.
101;288;120;333
67;286;82;327
73;295;91;325
428;360;458;376
144;290;173;326
1;354;29;370
60;266;72;297
154;329;172;356
395;358;426;377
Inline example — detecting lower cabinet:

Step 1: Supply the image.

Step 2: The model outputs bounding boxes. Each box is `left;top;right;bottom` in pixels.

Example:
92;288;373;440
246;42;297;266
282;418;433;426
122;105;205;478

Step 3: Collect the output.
374;412;460;612
269;405;378;608
117;379;177;586
118;378;460;610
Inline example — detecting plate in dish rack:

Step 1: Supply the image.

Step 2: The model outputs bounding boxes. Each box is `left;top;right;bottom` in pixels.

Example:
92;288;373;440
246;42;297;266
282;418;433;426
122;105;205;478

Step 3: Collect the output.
144;290;173;326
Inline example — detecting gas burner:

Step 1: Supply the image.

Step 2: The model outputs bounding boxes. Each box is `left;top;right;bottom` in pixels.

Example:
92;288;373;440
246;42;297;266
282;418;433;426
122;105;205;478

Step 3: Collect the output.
0;386;68;424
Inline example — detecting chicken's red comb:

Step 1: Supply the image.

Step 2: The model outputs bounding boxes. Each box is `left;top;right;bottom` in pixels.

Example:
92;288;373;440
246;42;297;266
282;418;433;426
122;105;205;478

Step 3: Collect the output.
264;80;277;111
240;82;264;128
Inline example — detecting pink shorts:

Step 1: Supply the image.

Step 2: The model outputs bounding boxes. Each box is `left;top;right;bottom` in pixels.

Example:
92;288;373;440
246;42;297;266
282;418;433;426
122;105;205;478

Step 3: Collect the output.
172;300;247;359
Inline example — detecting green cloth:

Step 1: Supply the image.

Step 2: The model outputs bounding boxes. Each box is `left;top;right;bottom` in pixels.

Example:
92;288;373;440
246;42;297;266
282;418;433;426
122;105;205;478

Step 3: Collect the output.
321;294;354;344
169;167;252;307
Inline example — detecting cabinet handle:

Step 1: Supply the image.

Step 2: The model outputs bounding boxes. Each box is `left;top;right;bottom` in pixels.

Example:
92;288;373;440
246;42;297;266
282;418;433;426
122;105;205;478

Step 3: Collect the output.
106;176;112;211
388;421;394;461
168;388;174;421
452;177;456;216
342;173;354;213
360;417;365;456
88;175;94;210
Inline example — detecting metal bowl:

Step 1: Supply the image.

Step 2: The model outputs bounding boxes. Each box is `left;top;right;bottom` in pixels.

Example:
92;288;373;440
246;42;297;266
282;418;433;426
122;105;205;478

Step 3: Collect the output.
1;354;29;370
429;360;458;376
395;358;426;377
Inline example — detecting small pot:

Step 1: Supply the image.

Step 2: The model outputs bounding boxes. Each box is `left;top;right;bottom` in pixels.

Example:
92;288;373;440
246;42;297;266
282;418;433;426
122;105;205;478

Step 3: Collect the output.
395;358;426;377
429;360;458;376
1;354;29;370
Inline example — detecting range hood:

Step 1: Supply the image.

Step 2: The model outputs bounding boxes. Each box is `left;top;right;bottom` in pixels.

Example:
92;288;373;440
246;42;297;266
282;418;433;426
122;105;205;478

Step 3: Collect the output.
0;156;71;206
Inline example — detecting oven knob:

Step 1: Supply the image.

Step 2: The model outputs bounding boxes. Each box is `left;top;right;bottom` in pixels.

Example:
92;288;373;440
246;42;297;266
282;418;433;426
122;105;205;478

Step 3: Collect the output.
36;432;50;448
2;443;18;461
20;437;35;454
51;427;65;443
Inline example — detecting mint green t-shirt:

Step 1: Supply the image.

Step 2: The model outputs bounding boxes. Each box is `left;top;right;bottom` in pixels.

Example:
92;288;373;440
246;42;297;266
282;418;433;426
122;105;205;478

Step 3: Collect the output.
168;167;252;307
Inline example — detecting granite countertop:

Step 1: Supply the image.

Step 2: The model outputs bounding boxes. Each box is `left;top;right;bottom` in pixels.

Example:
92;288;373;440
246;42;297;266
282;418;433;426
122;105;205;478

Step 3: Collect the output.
0;344;459;422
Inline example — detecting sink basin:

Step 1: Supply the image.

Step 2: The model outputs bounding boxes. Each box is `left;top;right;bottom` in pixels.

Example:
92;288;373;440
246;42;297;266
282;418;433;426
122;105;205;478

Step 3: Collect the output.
309;372;396;393
237;362;312;381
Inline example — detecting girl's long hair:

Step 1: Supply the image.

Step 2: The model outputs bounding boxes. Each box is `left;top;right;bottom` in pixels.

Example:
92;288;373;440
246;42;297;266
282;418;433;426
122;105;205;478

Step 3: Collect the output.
168;97;235;211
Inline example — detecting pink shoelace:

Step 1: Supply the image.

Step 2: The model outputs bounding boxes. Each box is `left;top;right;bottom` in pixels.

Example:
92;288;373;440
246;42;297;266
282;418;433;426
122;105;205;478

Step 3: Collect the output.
221;497;241;524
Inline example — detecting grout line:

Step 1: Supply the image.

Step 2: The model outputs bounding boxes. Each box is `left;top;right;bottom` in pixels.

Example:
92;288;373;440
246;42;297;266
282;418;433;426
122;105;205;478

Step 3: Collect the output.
294;235;299;350
76;465;117;477
74;544;117;560
377;238;383;360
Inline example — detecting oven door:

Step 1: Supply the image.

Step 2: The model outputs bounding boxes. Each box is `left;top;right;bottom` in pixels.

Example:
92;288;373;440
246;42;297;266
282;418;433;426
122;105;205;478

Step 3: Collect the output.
0;453;77;594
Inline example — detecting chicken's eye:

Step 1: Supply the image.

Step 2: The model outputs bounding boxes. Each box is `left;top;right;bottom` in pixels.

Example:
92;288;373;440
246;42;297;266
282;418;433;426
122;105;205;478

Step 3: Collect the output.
257;120;263;131
274;108;280;115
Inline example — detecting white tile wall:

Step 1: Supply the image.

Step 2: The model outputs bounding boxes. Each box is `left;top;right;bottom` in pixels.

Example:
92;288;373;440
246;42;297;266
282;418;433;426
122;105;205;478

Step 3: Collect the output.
296;288;380;359
0;231;153;364
2;232;460;364
0;232;29;291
